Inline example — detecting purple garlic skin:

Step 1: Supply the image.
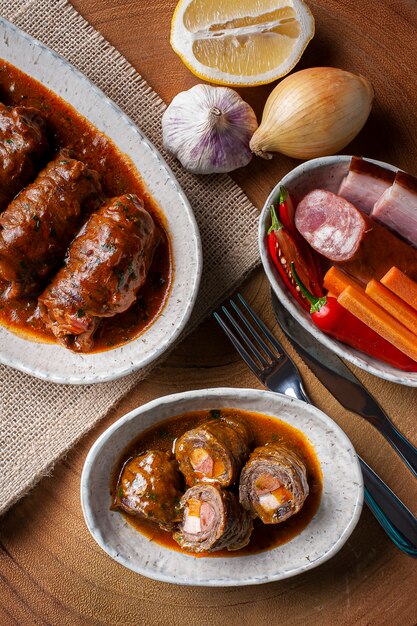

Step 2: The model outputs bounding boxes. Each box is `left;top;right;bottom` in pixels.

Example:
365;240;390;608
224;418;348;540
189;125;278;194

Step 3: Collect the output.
162;84;258;175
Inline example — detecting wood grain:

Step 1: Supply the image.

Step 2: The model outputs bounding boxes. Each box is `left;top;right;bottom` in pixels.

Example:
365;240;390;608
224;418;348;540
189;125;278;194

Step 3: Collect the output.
1;1;417;624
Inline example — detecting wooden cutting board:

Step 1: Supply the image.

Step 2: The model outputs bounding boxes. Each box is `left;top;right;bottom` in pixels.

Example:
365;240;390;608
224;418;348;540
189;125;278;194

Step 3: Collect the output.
1;1;416;624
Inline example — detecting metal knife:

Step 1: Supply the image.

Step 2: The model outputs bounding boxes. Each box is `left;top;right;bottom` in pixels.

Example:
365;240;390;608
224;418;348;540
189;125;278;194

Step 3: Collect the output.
270;289;417;479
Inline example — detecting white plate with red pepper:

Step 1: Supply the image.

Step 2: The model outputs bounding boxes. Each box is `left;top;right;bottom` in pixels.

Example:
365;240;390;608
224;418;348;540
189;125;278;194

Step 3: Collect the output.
259;155;417;387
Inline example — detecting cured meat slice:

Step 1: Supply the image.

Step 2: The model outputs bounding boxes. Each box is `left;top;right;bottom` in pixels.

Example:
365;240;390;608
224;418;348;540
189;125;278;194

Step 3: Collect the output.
173;483;253;553
295;189;366;262
113;450;183;531
0;103;48;211
39;193;157;352
295;189;417;283
372;171;417;247
239;443;309;524
0;155;102;299
174;416;252;487
338;157;395;215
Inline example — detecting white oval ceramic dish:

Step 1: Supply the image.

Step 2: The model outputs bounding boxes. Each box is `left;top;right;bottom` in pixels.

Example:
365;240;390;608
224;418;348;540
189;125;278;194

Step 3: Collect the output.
0;18;202;384
259;155;417;387
80;388;363;586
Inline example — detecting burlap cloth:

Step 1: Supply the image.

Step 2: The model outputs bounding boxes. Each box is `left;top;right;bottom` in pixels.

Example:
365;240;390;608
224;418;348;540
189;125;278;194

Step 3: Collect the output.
0;0;260;514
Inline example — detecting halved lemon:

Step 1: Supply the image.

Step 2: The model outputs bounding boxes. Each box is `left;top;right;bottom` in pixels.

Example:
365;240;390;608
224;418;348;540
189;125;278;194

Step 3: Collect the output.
170;0;315;87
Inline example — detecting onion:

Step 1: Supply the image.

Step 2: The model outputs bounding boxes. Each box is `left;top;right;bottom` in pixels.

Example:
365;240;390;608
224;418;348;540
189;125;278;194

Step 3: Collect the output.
250;67;374;160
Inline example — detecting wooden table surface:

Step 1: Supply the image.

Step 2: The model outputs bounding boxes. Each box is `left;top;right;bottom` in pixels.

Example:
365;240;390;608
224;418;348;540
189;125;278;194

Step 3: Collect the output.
1;1;417;624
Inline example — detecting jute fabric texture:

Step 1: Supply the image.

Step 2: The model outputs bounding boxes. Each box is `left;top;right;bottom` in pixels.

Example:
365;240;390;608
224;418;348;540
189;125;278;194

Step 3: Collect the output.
0;0;260;514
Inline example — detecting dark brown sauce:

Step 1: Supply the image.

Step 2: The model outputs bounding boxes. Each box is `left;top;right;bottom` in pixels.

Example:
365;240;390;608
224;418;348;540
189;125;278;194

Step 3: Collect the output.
0;60;171;351
111;408;323;557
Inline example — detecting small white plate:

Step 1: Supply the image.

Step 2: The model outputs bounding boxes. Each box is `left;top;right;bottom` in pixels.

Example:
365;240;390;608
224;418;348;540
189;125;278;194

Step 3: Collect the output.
259;155;417;387
80;388;363;586
0;18;202;384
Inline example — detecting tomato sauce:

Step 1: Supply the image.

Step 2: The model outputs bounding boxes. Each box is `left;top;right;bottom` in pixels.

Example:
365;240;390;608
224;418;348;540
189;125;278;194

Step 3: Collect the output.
112;408;322;557
0;60;171;351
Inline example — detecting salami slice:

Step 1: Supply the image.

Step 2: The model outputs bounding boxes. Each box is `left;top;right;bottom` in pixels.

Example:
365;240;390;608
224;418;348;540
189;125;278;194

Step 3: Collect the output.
295;189;366;262
295;189;417;282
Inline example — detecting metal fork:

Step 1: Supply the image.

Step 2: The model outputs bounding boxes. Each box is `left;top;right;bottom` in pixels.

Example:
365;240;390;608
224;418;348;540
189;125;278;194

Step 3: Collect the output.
214;293;417;557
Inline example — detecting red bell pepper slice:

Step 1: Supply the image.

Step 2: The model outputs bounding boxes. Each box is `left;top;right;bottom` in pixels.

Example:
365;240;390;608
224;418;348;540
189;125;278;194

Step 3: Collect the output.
290;262;417;372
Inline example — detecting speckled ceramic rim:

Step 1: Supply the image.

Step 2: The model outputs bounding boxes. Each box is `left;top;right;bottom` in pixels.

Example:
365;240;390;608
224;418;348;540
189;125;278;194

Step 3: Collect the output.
80;388;364;586
0;18;202;384
259;155;417;387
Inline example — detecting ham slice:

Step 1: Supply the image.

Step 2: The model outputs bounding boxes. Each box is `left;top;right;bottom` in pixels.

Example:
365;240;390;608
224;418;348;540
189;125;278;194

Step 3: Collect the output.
372;171;417;247
338;157;395;214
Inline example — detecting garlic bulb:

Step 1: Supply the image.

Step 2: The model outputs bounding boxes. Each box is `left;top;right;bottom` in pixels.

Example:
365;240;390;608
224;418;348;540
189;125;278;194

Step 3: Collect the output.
250;67;374;160
162;84;258;174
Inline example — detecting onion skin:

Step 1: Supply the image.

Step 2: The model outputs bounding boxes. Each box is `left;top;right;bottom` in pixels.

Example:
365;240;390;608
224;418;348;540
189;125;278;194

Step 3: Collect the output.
249;67;374;160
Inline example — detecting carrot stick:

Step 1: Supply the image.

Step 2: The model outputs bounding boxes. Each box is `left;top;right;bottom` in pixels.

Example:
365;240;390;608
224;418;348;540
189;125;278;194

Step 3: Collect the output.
323;266;362;296
338;285;417;363
381;267;417;312
366;279;417;337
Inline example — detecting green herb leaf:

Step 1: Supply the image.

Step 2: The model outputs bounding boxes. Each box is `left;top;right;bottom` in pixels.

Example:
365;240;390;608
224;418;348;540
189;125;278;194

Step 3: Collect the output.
77;308;85;318
210;409;221;419
32;215;41;231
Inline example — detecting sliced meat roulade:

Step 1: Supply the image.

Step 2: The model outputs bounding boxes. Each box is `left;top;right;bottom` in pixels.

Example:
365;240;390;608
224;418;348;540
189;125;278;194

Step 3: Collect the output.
39;193;157;352
0;103;48;211
173;483;253;553
239;443;309;524
0;155;102;299
113;450;183;530
174;416;252;487
295;189;417;283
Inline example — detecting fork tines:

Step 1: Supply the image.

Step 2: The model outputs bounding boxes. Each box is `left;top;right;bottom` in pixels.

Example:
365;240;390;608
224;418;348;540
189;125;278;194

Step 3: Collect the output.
213;293;285;378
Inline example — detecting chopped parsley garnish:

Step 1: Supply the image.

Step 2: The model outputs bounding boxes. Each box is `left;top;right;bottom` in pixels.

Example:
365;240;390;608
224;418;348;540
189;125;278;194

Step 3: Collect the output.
5;138;13;144
114;268;124;289
102;242;116;252
153;271;165;288
32;215;41;231
118;486;124;500
158;430;172;440
210;409;221;419
77;308;85;318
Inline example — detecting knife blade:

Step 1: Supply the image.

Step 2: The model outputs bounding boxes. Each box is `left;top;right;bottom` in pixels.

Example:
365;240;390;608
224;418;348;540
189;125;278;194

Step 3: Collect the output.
270;289;417;479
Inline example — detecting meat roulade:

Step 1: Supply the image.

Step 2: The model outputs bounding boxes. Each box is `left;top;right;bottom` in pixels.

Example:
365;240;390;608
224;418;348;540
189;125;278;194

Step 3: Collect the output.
295;189;417;282
113;450;183;530
0;155;102;298
239;443;309;524
174;416;252;487
173;483;253;553
39;193;157;352
0;103;48;211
